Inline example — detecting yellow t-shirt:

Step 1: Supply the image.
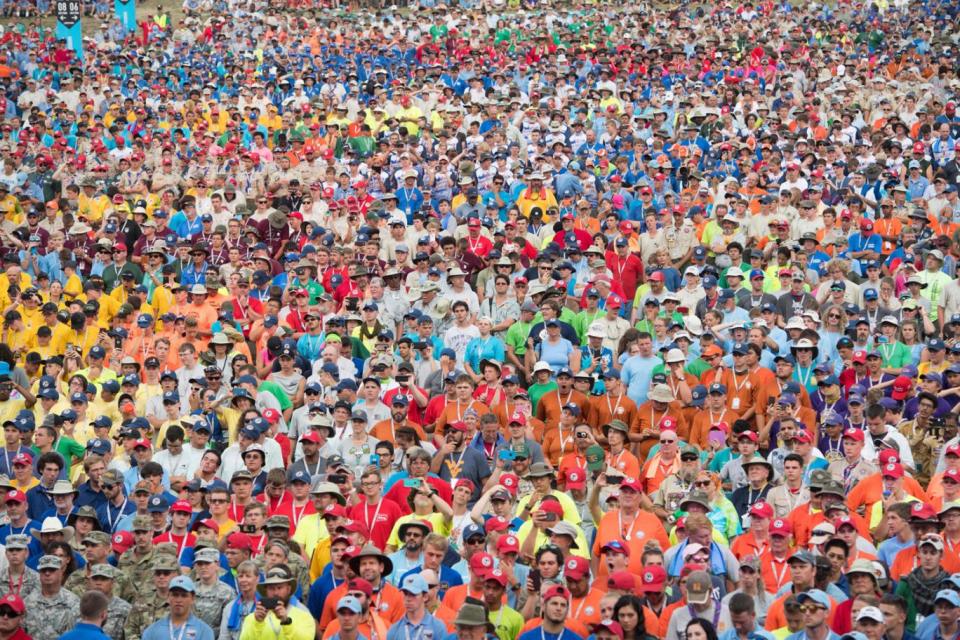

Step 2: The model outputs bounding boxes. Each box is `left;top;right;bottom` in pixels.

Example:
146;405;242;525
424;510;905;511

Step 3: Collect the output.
385;512;451;550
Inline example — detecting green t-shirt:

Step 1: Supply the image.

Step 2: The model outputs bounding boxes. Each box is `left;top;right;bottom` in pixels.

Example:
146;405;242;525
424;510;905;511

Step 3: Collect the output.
872;341;912;370
528;381;558;414
33;437;86;476
572;308;604;342
505;320;534;357
257;380;292;412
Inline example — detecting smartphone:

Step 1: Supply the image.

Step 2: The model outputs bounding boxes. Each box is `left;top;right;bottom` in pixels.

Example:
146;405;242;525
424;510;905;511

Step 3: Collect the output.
239;524;256;534
530;570;542;591
606;475;624;486
403;478;422;489
877;336;889;344
542;512;558;522
499;449;516;461
370;454;380;465
114;336;123;350
328;474;347;484
260;597;279;611
708;431;726;447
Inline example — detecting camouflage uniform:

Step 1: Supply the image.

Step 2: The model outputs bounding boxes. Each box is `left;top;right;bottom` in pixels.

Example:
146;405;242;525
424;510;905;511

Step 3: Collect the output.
123;589;171;640
828;457;879;495
192;578;235;630
24;587;80;640
103;595;132;640
0;567;40;601
898;420;941;485
64;567;132;599
117;548;157;602
652;473;696;515
254;551;311;599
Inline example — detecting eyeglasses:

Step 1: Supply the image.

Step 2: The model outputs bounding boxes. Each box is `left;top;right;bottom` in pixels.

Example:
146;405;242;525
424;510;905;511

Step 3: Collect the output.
694;480;712;487
466;537;486;545
208;498;228;504
800;605;827;614
660;438;677;444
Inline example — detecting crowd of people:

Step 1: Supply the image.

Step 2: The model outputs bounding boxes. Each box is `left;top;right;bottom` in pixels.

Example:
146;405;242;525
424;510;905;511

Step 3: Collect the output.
0;0;959;639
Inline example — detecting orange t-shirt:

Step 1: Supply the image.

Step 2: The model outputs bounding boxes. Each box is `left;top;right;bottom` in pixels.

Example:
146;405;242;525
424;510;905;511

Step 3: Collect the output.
570;587;605;626
759;551;793;594
591;509;670;581
845;473;927;515
318;582;404;629
517;618;591;639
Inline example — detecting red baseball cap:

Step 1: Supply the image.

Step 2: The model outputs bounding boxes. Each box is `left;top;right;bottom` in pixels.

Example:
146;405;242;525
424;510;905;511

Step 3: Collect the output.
133;438;152;449
508;412;526;426
882;463;904;479
738;431;758;442
4;489;26;504
195;518;220;534
111;531;134;555
564;556;591;580
891;376;913;400
769;518;793;536
792;430;812;444
620;477;643;492
262;408;281;424
0;594;25;615
484;516;510;533
944;468;960;483
499;473;519;494
483;567;508;587
342;520;369;537
11;452;31;467
539;500;564;516
170;500;192;513
648;271;665;283
469;552;495;575
842;428;865;443
601;540;630;556
300;431;322;444
749;501;774;519
447;421;468;432
565;468;587;490
347;578;373;598
455;478;476;492
852;350;868;364
226;532;253;550
606;294;622;309
542;584;571;603
659;416;677;431
607;571;636;593
879;448;901;465
323;503;349;519
946;444;960;458
860;219;874;231
639;565;667;592
497;534;520;554
910;502;938;521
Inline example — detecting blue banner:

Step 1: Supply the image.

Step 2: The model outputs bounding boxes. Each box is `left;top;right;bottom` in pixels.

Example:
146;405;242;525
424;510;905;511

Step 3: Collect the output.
55;0;83;60
115;0;136;32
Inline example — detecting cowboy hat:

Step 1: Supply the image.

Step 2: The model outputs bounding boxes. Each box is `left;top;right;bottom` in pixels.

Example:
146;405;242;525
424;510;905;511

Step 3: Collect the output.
31;516;74;542
347;544;393;577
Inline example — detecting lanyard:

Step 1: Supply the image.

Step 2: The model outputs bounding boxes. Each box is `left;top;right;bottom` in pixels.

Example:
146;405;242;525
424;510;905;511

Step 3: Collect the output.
7;571;23;595
541;628;564;640
363;499;385;532
291;501;309;528
106;498;128;532
454;400;476;422
795;365;813;389
169;619;188;640
730;370;749;393
618;509;640;540
770;558;789;589
606;393;624;419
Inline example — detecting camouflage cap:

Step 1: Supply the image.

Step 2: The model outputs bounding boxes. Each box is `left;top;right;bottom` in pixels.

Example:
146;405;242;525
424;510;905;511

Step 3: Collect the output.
152;555;180;572
101;469;123;487
154;542;179;557
89;564;117;579
37;555;62;570
4;534;29;550
194;547;220;564
132;514;152;532
264;515;291;530
83;531;111;546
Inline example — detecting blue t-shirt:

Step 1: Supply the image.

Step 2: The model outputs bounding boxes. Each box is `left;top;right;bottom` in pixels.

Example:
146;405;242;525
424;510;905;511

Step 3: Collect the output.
517;628;586;640
58;622;112;640
621;355;660;404
142;616;214;640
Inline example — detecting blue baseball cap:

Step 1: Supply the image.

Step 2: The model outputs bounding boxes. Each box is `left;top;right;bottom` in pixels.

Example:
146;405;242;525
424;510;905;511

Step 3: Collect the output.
691;385;707;408
796;589;832;609
169;576;196;593
864;288;878;301
88;345;106;359
935;591;960;608
702;275;717;289
101;379;120;394
86;438;111;455
91;416;112;430
70;392;87;404
708;383;727;395
336;596;363;614
731;342;749;355
462;524;485;540
122;374;140;386
400;574;429;595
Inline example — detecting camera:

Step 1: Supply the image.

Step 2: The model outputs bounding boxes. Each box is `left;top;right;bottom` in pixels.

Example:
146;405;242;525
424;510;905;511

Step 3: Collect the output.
328;474;347;484
260;597;280;611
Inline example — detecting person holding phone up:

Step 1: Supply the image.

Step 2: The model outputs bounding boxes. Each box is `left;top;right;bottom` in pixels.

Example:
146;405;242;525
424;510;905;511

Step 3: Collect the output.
238;565;314;640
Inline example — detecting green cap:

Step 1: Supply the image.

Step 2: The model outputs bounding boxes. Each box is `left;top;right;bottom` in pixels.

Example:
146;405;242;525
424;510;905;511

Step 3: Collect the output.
585;445;606;472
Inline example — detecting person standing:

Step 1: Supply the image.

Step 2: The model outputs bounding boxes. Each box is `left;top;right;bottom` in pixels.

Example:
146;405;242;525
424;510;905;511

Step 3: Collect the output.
57;591;112;640
23;555;79;640
141;576;215;640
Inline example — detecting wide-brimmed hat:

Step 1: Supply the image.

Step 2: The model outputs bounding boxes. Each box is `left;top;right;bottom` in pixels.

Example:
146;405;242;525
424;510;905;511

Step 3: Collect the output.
648;384;675;403
256;565;297;596
525;462;555;478
790;338;819;359
453;603;495;631
49;480;78;496
31;516;74;542
347;544;393;577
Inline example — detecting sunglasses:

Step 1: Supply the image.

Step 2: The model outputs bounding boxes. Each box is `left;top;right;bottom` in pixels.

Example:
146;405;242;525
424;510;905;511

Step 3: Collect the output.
694;480;712;487
208;498;228;504
800;605;827;613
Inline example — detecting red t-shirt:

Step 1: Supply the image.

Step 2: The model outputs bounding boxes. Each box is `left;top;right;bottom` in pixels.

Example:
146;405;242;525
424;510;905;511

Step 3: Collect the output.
348;497;404;550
